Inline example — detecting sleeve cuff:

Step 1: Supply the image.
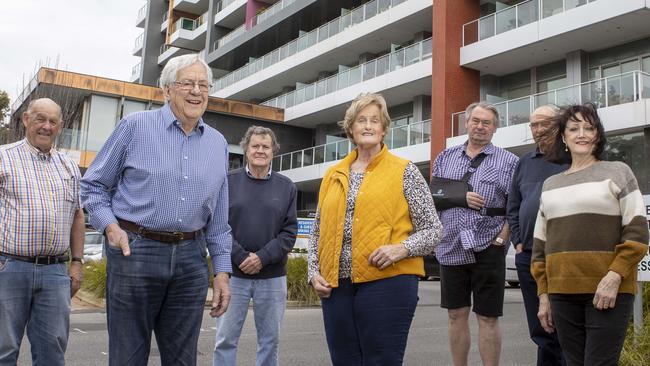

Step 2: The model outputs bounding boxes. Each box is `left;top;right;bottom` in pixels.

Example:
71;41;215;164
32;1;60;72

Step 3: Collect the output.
211;254;233;274
256;248;271;267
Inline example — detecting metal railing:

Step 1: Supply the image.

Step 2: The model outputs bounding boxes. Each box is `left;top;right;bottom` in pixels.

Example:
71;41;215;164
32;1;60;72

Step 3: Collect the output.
261;37;432;109
462;0;598;46
271;119;432;172
211;0;407;93
133;33;144;53
136;3;147;25
159;43;177;56
450;70;650;136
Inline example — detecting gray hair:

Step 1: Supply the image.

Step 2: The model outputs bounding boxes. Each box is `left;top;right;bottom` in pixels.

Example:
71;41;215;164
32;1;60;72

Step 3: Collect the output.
25;98;62;119
465;102;500;126
532;104;560;117
240;125;280;155
159;54;213;88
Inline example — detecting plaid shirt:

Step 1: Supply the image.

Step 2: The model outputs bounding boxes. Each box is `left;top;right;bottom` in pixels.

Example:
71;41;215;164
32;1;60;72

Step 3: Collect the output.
0;139;81;256
80;104;233;273
432;142;518;265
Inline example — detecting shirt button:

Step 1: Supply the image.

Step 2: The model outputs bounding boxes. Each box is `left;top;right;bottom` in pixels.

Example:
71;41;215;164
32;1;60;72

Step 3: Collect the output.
180;197;185;201
183;176;188;179
355;218;359;222
178;219;183;223
184;156;188;160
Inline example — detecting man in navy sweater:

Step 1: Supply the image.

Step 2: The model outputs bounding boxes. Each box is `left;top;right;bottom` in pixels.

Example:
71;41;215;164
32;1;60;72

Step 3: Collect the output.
506;105;567;366
213;126;297;366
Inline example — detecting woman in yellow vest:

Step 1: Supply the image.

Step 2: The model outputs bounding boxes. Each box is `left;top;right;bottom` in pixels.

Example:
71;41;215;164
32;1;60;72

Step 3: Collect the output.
307;93;443;365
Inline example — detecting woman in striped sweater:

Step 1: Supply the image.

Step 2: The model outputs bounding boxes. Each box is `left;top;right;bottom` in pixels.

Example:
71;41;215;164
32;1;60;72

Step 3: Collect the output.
531;103;648;366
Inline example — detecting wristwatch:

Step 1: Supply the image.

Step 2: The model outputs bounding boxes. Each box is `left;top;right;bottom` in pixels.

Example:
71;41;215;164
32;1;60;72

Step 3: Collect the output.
71;256;85;264
493;237;505;246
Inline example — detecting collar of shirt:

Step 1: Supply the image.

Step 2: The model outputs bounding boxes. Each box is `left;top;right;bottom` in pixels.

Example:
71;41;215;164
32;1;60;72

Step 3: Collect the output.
245;164;272;180
161;103;206;135
22;138;56;162
460;141;495;159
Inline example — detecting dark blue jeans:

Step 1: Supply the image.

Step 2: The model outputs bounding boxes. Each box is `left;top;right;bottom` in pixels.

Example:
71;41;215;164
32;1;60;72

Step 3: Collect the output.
321;275;418;366
515;251;565;366
105;232;209;366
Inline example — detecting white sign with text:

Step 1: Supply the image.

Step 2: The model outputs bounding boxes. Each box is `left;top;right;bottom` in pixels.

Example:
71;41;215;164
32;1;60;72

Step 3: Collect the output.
637;196;650;281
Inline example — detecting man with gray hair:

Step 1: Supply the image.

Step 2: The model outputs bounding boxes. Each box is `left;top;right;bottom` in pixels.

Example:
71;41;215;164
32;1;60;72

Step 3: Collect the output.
0;98;85;365
213;126;297;366
507;105;566;366
432;102;518;366
81;54;232;366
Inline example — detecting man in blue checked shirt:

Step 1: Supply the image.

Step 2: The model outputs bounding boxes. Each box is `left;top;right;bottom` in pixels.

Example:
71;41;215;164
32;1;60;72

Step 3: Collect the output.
432;102;518;366
81;54;232;366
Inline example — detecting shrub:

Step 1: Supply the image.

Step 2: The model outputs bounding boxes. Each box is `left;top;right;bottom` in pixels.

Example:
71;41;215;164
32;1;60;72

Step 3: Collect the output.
286;256;320;305
82;259;107;299
620;283;650;366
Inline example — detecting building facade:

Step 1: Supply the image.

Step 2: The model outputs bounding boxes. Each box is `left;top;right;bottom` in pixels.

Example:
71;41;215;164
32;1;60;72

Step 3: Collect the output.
132;0;650;209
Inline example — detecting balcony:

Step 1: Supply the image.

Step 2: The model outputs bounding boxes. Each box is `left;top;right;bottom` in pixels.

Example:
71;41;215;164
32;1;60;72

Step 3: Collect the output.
261;37;432;110
161;11;169;32
133;33;144;56
462;0;598;46
211;0;410;94
450;70;650;136
169;13;208;49
272;119;431;172
460;0;650;76
214;0;298;49
136;3;147;28
158;44;180;64
173;0;209;15
214;0;246;28
130;63;141;83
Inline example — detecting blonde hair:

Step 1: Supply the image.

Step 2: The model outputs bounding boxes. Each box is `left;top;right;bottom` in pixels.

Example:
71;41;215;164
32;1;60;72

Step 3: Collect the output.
339;93;391;141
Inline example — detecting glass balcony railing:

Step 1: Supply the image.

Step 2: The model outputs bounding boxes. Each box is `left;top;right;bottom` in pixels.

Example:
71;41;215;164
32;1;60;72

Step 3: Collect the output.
271;119;432;172
211;0;408;93
170;13;207;34
159;43;177;56
462;0;597;46
131;63;141;77
136;3;147;25
133;33;144;53
215;0;297;49
261;37;432;109
451;70;650;136
216;0;239;13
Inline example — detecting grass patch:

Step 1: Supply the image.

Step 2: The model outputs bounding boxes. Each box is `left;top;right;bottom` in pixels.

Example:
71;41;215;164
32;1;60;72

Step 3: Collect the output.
286;256;320;305
621;284;650;366
81;259;107;299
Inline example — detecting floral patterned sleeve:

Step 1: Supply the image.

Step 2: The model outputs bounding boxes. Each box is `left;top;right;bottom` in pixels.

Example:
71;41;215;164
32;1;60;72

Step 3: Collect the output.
306;209;321;283
401;162;443;256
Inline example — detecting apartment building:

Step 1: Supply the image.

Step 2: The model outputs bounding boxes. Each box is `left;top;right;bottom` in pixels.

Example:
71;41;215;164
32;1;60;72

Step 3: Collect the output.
132;0;650;209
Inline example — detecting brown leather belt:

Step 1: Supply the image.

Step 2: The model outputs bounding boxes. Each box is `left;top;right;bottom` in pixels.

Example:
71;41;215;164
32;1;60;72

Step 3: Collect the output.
117;219;198;244
0;252;69;265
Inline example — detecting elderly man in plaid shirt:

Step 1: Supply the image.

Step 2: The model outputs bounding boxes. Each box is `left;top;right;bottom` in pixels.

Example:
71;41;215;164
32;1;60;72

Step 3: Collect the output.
0;98;85;366
432;102;518;366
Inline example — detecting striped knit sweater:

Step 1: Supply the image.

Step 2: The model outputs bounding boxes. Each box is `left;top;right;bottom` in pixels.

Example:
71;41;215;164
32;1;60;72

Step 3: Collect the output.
531;161;648;295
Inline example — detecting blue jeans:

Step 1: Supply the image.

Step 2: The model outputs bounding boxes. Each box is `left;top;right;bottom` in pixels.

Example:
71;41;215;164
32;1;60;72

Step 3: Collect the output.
515;251;565;366
106;232;209;366
213;276;287;366
0;255;71;366
321;275;419;366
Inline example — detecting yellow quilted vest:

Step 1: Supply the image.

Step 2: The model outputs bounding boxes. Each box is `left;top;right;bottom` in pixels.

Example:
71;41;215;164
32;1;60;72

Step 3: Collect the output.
317;145;424;287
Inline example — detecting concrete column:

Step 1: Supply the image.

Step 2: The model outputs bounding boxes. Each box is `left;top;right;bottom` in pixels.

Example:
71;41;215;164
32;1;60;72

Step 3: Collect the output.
566;50;588;85
431;0;481;165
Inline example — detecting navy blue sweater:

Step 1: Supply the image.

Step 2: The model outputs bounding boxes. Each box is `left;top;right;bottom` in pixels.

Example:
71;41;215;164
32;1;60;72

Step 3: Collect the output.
506;150;568;252
228;168;297;279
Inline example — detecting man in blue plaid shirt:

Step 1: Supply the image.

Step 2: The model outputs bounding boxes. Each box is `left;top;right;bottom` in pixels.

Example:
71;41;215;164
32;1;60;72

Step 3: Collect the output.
432;102;518;366
81;54;232;366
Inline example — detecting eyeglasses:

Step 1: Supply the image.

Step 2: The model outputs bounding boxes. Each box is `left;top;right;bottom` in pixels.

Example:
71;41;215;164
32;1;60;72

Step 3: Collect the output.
171;80;211;92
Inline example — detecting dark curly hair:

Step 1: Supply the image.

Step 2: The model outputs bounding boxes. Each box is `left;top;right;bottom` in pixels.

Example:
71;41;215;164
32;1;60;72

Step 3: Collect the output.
546;103;607;164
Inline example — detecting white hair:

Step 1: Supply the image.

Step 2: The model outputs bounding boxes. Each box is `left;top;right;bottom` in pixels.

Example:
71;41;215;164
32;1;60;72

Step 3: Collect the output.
159;54;212;88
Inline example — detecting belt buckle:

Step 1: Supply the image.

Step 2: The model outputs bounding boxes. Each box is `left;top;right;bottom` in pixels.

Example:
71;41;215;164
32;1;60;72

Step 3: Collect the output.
172;231;185;242
34;256;50;265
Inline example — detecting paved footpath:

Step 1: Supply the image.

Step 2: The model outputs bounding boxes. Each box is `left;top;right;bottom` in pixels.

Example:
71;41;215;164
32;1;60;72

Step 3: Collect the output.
20;281;536;365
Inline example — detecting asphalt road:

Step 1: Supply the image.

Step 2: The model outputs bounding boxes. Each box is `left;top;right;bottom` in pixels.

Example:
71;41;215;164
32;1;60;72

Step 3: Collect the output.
19;281;536;365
